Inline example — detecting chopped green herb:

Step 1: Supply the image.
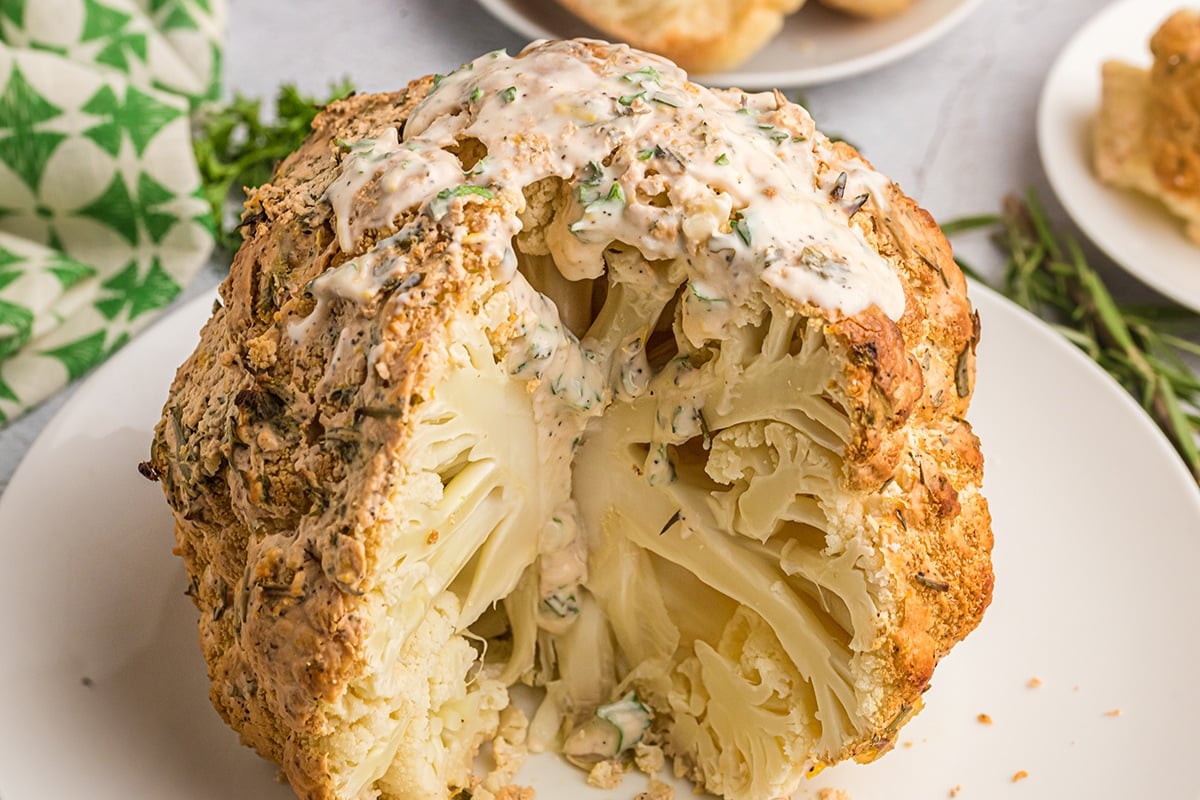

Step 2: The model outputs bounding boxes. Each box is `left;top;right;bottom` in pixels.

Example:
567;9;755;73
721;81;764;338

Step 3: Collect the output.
469;86;483;103
576;184;601;205
715;153;730;166
619;91;646;106
622;65;662;84
543;592;580;617
652;93;681;108
500;86;517;103
637;144;682;165
583;160;604;184
731;215;752;246
571;179;626;234
436;184;495;201
688;281;724;303
595;692;651;752
464;156;488;176
430;184;496;216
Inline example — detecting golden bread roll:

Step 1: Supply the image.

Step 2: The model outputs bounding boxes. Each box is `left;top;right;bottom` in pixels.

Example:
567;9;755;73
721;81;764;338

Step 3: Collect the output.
549;0;807;73
1094;9;1200;243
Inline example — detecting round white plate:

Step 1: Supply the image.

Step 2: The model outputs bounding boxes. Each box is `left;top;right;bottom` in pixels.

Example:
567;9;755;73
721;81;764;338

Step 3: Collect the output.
1039;0;1200;311
1;284;1199;799
474;0;984;88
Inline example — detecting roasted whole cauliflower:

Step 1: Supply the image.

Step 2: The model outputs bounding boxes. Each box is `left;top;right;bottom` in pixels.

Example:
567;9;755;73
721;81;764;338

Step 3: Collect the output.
148;39;993;800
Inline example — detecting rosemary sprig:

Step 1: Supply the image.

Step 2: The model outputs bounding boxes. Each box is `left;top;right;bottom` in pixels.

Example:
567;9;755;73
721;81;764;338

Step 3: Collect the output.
946;191;1200;482
193;80;354;250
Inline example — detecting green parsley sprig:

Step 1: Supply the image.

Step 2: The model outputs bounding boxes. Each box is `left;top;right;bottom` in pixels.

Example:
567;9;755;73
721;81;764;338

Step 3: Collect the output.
193;80;354;250
946;191;1200;483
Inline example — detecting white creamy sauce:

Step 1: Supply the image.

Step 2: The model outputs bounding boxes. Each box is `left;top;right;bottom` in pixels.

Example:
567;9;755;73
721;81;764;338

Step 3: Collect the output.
285;241;419;345
325;130;466;253
299;40;909;640
312;39;904;322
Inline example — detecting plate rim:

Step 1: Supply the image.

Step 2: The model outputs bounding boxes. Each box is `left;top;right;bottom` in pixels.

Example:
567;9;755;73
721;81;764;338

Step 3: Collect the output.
471;0;987;89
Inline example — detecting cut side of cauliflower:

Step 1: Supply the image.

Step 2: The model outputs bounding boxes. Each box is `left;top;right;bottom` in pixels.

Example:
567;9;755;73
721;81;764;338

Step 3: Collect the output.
150;40;992;800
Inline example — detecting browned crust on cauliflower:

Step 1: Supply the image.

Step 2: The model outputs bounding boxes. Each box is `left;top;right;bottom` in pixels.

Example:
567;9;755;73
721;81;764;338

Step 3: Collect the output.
153;83;503;794
809;143;991;760
150;49;991;799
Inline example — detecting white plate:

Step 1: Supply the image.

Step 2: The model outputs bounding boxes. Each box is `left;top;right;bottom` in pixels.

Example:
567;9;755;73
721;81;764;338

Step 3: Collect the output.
1039;0;1200;311
1;284;1199;799
474;0;984;88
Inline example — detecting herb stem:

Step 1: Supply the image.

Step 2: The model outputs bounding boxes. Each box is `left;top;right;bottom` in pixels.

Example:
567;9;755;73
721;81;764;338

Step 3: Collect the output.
945;191;1200;483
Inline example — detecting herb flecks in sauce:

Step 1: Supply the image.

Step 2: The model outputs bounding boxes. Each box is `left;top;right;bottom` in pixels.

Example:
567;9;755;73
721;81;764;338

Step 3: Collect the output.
318;40;902;322
299;40;910;657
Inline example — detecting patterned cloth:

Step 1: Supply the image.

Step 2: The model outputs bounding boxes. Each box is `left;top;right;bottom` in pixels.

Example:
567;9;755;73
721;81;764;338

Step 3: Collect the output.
0;0;224;424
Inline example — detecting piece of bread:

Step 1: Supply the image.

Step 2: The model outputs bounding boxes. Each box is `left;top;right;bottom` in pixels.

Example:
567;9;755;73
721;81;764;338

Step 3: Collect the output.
147;39;993;800
549;0;807;73
816;0;918;19
1094;9;1200;243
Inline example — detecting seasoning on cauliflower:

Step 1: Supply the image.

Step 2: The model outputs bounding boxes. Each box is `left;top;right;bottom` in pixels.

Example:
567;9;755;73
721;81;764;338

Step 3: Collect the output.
148;39;992;800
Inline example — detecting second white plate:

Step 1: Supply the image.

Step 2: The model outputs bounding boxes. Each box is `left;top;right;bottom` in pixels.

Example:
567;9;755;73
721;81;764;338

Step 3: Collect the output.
1039;0;1200;310
474;0;985;89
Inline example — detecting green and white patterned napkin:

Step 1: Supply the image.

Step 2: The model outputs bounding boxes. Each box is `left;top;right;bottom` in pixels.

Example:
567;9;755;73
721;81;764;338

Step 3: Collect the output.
0;0;224;424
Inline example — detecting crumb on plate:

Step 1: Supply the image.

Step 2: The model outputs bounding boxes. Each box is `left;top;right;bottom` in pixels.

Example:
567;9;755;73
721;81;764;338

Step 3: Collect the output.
634;742;666;776
587;759;625;790
816;789;854;800
634;778;675;800
491;786;535;800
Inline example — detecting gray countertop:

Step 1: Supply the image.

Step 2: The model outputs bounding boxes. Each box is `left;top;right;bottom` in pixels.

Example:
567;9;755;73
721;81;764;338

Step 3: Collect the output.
0;0;1162;495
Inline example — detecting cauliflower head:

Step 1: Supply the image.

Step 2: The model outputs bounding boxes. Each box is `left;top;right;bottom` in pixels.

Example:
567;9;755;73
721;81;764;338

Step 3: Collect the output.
149;40;992;800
